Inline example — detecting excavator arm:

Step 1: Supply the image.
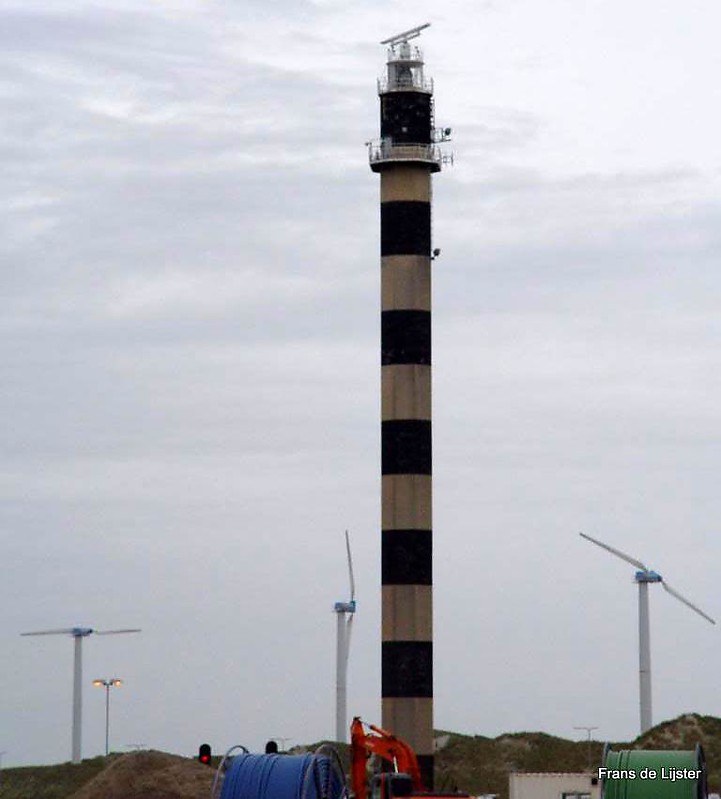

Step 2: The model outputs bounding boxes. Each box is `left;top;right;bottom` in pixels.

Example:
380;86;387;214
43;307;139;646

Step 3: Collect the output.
350;717;424;799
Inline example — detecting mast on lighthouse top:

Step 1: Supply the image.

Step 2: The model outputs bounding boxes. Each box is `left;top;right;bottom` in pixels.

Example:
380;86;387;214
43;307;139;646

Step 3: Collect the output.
369;23;452;173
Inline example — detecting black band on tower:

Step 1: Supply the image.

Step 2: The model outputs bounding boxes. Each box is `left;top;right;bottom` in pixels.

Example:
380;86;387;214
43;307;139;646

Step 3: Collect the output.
381;310;431;365
381;92;433;143
382;641;433;697
417;756;434;791
382;530;432;585
382;420;432;475
381;202;431;256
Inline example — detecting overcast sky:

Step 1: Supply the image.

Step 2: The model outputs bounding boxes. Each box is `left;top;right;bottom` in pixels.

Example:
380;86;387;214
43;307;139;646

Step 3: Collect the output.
3;0;721;769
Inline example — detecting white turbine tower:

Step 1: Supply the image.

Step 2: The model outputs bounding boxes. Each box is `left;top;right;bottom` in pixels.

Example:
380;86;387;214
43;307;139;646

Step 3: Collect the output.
579;532;714;734
334;530;356;743
21;626;141;764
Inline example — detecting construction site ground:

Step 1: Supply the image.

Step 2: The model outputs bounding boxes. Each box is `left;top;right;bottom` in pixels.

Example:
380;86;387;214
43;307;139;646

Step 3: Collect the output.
2;714;720;799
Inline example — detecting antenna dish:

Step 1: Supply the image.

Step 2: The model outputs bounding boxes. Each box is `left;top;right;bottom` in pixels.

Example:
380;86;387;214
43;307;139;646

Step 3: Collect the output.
380;22;430;46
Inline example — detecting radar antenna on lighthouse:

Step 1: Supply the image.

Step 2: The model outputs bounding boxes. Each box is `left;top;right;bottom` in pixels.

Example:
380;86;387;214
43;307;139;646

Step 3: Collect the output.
380;22;431;46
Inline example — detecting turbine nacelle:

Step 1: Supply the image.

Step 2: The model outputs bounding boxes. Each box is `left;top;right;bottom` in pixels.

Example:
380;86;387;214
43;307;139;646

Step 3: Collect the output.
334;601;356;613
635;571;662;584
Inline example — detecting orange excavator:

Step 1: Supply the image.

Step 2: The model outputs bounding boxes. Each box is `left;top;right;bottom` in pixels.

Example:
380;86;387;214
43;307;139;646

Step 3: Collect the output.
350;717;469;799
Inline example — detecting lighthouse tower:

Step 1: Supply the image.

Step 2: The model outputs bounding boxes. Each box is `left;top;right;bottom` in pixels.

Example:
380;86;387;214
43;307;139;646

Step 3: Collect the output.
369;23;449;790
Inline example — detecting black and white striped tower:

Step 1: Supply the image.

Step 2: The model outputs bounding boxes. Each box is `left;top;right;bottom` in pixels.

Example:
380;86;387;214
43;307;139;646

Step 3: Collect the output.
369;23;449;790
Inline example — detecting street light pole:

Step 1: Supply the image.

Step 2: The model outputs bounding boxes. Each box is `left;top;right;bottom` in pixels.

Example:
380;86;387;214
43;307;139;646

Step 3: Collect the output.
93;678;123;756
573;726;599;771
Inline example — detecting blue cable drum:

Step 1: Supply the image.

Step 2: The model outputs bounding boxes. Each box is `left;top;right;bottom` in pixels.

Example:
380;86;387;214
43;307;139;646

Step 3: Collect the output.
220;753;345;799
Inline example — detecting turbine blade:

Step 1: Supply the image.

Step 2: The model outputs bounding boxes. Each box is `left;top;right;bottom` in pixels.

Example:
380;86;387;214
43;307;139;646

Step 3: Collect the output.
579;532;648;570
20;628;75;636
662;582;716;625
345;530;356;602
95;629;142;635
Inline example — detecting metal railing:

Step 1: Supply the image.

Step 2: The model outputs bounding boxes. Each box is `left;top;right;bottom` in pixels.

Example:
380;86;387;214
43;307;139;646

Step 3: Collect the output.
377;75;433;94
368;142;442;167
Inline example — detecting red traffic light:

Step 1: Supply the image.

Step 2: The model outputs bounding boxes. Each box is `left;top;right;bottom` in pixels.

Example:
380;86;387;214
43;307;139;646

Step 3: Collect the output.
199;743;212;765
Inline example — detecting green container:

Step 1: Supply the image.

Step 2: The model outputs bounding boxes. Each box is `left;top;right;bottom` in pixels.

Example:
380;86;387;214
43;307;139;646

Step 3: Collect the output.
601;745;707;799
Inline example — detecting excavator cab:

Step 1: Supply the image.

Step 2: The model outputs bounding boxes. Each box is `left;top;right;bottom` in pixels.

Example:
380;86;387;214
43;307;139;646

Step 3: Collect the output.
370;773;414;799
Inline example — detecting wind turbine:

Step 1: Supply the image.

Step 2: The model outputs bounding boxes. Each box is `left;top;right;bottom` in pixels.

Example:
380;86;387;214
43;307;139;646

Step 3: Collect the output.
21;626;141;763
333;530;356;743
579;532;714;734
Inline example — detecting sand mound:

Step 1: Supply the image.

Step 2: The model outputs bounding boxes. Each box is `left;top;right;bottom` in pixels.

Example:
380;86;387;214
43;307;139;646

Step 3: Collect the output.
69;749;215;799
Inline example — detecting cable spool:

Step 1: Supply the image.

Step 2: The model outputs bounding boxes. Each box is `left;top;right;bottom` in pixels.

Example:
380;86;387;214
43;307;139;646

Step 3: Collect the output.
219;752;347;799
212;745;250;799
602;744;707;799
